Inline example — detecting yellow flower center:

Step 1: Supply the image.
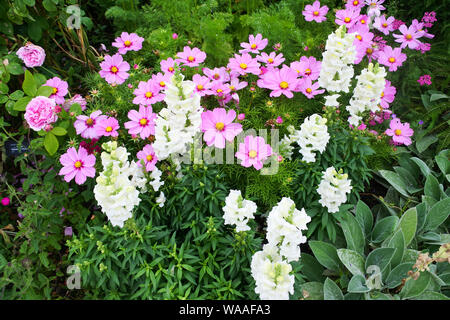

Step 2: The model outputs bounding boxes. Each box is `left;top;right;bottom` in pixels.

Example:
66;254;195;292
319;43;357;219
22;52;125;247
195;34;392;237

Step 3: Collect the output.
356;35;362;41
168;67;174;72
74;161;82;168
382;23;388;27
353;0;359;5
251;44;257;49
389;57;396;63
240;63;248;70
268;58;274;63
124;40;132;47
229;85;235;90
197;84;204;90
52;87;58;94
106;126;113;132
111;66;118;73
188;56;195;62
249;150;257;158
86;118;94;126
146;154;153;162
214;73;220;79
305;68;311;74
306;88;312;93
394;129;402;136
366;48;373;54
159;81;165;87
216;89;223;93
215;122;225;131
313;11;319;16
145;91;153;98
140;118;148;126
279;81;289;89
344;17;351;23
406;34;412;40
381;91;385;97
361;19;366;24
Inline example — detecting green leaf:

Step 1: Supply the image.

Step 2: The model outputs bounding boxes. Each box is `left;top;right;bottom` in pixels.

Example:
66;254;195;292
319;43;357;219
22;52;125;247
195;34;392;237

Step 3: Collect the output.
69;102;82;115
44;132;59;155
347;274;370;293
385;262;414;289
51;127;67;136
379;170;409;197
337;249;366;277
36;86;54;97
430;93;449;102
6;63;23;75
400;271;431;299
413;291;450;300
435;151;449;182
397;207;417;247
355;200;373;237
309;241;341;272
416;135;438;153
42;0;57;11
365;248;395;280
386;230;405;267
23;70;37;96
337;211;365;255
13;96;32;111
9;90;24;100
300;253;325;283
301;282;324;300
323;278;344;300
28;21;42;42
424;197;450;231
371;216;399;244
424;174;441;201
410;157;431;178
0;83;8;95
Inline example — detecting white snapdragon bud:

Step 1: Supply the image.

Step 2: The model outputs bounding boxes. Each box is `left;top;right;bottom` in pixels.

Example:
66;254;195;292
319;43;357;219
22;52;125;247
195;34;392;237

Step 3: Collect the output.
317;167;352;213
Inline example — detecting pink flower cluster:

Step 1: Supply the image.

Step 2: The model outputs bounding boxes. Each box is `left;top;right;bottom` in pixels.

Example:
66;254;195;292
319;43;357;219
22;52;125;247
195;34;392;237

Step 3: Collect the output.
417;74;432;86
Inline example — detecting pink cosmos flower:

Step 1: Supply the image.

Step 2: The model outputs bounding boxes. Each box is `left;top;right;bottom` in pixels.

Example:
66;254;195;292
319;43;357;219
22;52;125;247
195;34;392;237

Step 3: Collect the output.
137;144;158;172
297;78;324;99
203;67;230;82
96;117;120;137
373;15;395;35
59;147;96;185
16;43;46;68
112;32;144;55
393;24;424;49
44;77;68;105
210;81;231;98
290;56;322;80
366;0;385;17
176;46;206;67
257;52;285;68
353;30;375;64
228;78;248;92
378;46;406;72
259;65;300;98
349;14;370;33
74;110;108;140
63;94;87;112
124;105;157;139
417;42;431;54
201;108;243;149
193;74;213;96
411;19;434;39
346;0;365;10
302;1;329;23
235;135;272;170
99;53;130;85
228;53;261;77
133;80;164;106
151;72;172;91
24;96;58;131
160;57;176;74
385;118;413;146
380;80;396;109
335;8;361;28
239;34;268;54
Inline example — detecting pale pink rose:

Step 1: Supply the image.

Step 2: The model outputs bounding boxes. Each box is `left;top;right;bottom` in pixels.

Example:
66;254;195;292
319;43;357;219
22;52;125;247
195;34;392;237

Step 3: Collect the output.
24;96;58;131
16;43;46;68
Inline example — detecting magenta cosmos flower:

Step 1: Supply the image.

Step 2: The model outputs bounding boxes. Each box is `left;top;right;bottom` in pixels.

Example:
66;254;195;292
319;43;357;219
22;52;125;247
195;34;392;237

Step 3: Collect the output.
378;46;406;72
133;80;164;106
137;144;158;172
380;80;396;109
201;108;243;149
202;67;230;82
151;72;172;91
290;56;322;80
235;135;272;170
96;117;120;137
24;96;58;131
297;78;324;99
160;57;176;74
74;110;107;140
112;32;144;55
335;8;361;28
259;65;300;98
16;43;46;68
257;52;285;68
59;146;96;185
302;1;329;23
44;77;68;105
373;15;395;35
346;0;365;10
99;53;130;85
176;46;206;67
227;53;261;77
210;81;231;98
239;34;268;54
193;74;213;96
385;118;413;146
124;105;157;139
393;24;424;49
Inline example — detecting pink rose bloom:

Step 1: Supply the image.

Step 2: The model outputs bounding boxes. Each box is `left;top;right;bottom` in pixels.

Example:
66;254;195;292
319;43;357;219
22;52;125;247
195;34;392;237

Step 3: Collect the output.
160;57;176;74
63;94;87;112
44;77;68;105
378;46;406;72
227;53;261;77
290;56;322;80
380;80;396;109
202;67;230;82
133;80;164;106
74;110;107;140
112;32;144;55
176;46;206;67
193;74;213;96
124;105;157;139
259;65;300;98
16;43;46;68
393;24;424;49
235;135;272;170
201;108;243;149
373;15;395;35
297;77;324;99
96;117;120;137
99;53;130;85
151;72;172;91
335;8;361;28
239;34;268;54
302;1;329;23
345;0;365;10
137;144;158;172
385;118;413;146
257;52;285;68
59;147;96;185
24;96;58;131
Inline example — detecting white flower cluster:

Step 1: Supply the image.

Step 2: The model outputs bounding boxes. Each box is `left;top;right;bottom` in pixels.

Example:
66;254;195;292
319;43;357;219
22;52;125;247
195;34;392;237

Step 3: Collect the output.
278;125;296;160
94;141;145;228
318;25;356;93
317;167;353;213
153;73;202;167
346;63;387;126
291;114;330;163
251;197;310;300
222;189;257;232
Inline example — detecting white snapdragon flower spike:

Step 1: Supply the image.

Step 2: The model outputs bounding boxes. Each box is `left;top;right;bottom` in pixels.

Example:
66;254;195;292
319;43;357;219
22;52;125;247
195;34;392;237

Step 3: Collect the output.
346;63;386;126
317;167;353;213
266;197;311;262
291;114;330;163
251;244;295;300
222;189;257;232
318;25;357;93
324;94;340;107
156;192;166;207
